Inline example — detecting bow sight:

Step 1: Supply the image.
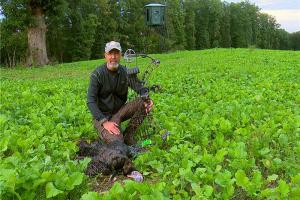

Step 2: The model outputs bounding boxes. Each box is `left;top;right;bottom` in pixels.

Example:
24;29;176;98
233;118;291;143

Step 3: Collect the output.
124;49;161;100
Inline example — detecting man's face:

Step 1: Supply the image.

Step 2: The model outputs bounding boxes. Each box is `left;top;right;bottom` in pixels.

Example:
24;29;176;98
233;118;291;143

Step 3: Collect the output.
105;49;121;71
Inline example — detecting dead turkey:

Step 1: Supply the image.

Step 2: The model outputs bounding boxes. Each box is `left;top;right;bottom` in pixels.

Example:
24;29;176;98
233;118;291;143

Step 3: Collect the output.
77;139;143;181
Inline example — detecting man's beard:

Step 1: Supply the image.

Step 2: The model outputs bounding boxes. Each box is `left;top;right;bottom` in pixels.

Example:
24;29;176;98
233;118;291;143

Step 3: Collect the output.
108;62;119;71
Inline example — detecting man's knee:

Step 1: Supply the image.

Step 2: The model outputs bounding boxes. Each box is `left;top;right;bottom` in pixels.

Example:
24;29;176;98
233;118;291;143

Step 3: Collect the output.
133;97;144;107
133;97;150;112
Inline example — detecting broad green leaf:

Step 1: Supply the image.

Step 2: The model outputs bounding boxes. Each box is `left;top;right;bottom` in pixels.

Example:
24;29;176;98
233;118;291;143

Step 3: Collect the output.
45;182;63;198
191;183;202;196
277;180;289;197
203;185;213;197
109;182;124;194
215;148;228;163
0;169;17;189
215;170;232;187
80;192;101;200
219;118;232;133
235;170;250;188
41;171;54;182
259;148;270;156
262;159;271;168
291;174;300;185
267;174;278;182
252;170;263;189
0;136;9;152
66;172;83;190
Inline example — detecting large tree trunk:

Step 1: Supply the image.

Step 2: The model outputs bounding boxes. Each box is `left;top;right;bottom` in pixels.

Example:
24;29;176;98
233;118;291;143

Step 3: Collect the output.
27;6;49;66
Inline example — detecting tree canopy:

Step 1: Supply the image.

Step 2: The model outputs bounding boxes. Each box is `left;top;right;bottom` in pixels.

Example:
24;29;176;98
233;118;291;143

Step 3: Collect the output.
0;0;299;67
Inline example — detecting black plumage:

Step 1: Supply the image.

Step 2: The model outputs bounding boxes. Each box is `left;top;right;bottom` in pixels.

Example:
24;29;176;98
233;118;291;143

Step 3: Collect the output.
78;140;136;177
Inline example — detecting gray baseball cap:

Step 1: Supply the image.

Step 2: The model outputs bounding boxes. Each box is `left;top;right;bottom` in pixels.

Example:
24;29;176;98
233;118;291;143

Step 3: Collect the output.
105;41;122;53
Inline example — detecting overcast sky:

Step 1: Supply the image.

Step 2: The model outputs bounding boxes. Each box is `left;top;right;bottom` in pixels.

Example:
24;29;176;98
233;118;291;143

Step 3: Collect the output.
226;0;300;33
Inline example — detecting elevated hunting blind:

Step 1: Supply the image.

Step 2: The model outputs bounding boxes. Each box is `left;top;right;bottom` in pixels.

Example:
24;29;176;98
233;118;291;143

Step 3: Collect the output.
145;3;166;26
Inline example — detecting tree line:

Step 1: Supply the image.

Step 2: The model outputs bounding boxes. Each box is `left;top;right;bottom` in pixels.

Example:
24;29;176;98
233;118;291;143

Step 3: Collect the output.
1;0;299;67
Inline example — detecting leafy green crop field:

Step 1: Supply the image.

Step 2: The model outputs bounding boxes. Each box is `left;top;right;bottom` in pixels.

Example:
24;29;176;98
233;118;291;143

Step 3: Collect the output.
1;49;299;199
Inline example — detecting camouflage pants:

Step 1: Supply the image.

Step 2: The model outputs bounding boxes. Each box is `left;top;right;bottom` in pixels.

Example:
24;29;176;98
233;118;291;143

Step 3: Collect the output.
93;97;148;145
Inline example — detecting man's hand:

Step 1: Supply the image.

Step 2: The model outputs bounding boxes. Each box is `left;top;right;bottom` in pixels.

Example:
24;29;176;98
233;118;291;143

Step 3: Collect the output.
144;100;154;114
102;121;120;135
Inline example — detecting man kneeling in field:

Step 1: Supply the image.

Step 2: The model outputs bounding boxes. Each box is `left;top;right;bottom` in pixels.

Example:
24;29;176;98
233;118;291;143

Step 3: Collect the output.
85;41;153;181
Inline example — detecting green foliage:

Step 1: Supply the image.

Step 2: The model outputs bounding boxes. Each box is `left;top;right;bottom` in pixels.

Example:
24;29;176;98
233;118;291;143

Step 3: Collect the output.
81;192;101;200
0;74;93;199
0;49;299;199
165;0;186;50
47;0;98;62
0;0;28;67
194;0;210;49
290;31;300;50
184;0;196;50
